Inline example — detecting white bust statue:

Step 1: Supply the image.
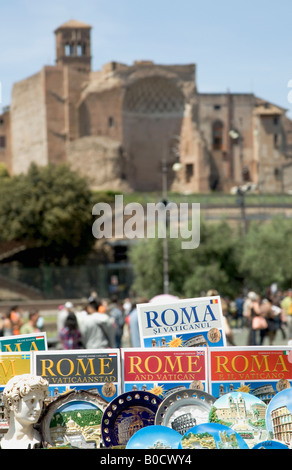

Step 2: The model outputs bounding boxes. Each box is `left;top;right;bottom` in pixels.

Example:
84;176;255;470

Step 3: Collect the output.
1;374;49;449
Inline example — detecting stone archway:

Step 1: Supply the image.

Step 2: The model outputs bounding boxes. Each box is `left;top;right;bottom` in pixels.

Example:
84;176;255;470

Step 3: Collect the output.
122;76;185;191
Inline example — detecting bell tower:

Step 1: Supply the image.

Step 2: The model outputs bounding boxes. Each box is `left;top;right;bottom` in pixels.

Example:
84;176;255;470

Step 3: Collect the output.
54;20;92;72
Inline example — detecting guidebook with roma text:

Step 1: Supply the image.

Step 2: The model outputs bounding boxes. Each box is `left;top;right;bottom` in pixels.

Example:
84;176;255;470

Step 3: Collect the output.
208;346;292;401
137;296;226;349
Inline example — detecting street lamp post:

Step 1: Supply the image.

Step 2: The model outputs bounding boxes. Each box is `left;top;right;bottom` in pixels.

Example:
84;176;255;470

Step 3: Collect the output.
229;128;248;235
236;186;248;236
161;148;182;295
162;158;169;294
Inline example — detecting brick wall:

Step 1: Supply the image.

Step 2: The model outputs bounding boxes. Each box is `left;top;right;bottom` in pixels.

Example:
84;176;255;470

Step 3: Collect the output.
66;135;130;191
79;86;124;142
0;109;12;173
11;71;48;174
43;66;67;165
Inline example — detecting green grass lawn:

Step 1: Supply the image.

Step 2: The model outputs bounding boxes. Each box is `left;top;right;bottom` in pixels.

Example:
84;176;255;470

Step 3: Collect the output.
42;314;57;338
91;190;292;207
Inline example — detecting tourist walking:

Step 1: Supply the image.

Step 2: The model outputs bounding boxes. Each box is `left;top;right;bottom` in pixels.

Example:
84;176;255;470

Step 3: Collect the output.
247;294;268;346
57;301;74;333
81;300;115;349
108;295;125;348
20;311;41;335
281;289;292;339
59;312;83;350
10;305;23;336
0;311;13;336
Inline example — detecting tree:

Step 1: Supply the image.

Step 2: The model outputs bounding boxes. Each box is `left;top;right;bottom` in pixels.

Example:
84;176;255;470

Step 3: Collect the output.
129;218;243;299
239;216;292;292
0;163;95;266
183;219;244;298
129;235;190;299
0;163;10;179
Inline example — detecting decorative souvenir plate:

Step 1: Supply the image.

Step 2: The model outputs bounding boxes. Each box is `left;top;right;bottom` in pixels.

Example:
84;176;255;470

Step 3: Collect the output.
126;425;182;449
265;387;292;442
179;422;249;449
41;389;108;449
209;391;268;448
155;388;216;435
101;391;162;447
252;440;289;449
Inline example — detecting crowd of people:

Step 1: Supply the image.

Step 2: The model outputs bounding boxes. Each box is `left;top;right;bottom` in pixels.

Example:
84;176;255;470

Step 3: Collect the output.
0;305;42;337
222;288;292;346
0;288;291;349
57;287;292;348
0;295;134;349
56;295;126;350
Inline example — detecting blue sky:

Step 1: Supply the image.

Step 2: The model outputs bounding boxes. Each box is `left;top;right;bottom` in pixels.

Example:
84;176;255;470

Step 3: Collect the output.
1;0;292;116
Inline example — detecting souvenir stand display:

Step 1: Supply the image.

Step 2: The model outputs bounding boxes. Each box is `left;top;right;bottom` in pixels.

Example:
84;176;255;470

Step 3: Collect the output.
101;391;162;447
0;296;292;449
41;389;109;448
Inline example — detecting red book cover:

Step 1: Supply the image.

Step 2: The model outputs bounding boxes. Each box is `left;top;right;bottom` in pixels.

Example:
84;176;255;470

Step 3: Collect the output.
209;346;292;402
122;347;208;397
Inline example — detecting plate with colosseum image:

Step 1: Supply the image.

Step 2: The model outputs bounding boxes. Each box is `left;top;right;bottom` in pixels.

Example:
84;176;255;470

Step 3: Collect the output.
179;423;249;449
209;391;268;448
40;389;108;448
265;387;292;445
101;391;162;448
155;389;216;435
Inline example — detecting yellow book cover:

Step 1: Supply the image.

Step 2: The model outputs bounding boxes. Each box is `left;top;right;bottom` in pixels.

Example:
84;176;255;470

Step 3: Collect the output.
0;352;31;386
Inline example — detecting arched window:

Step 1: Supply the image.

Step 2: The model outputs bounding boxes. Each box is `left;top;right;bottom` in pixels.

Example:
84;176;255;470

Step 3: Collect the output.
0;136;6;148
77;44;83;56
65;44;74;56
212;120;224;150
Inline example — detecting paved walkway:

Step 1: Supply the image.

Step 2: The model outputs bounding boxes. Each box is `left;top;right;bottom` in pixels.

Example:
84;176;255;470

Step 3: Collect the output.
228;325;290;348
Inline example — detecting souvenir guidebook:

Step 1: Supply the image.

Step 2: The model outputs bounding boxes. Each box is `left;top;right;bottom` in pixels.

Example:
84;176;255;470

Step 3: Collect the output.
121;347;209;396
0;351;32;386
137;296;226;349
31;349;121;402
209;346;292;401
0;332;47;352
0;351;33;431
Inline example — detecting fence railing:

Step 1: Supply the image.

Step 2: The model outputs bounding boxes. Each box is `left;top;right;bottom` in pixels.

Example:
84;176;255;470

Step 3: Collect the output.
0;263;134;301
